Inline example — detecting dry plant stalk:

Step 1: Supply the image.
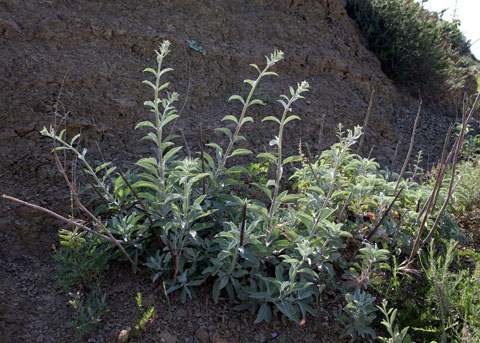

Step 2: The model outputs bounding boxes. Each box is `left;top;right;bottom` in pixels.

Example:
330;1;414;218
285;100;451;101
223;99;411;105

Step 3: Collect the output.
394;99;422;192
407;93;480;264
356;88;375;154
338;192;353;222
390;140;401;173
366;185;405;241
316;112;326;155
2;194;112;242
421;94;480;247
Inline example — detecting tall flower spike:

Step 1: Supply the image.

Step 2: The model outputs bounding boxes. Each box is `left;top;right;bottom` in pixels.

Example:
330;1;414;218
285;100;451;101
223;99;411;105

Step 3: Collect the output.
267;50;284;66
155;40;171;62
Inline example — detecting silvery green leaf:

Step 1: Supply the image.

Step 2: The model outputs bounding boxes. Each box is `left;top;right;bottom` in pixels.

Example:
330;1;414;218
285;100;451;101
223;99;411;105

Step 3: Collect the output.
277;100;288;110
162;114;180;126
262;116;281;124
240;116;254;125
158;67;174;77
250;63;261;73
142;80;156;90
280;281;290;293
284;115;301;124
254;303;272;324
206;143;223;154
243;79;256;88
135;121;156;130
215;127;232;139
262;71;279;77
143;67;157;76
233;135;246;143
70;133;81;145
143;100;156;108
266;179;276;188
282;155;301;164
269;138;279;146
221;115;239;123
230;148;252;157
228;95;245;104
257;152;276;163
249;99;265;106
158;82;170;92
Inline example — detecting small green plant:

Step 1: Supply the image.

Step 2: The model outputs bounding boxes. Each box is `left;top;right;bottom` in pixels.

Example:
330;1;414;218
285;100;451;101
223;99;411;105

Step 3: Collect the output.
54;228;109;292
68;290;108;341
162;280;173;321
54;227;110;340
131;292;156;339
335;289;377;342
377;299;412;343
344;242;390;289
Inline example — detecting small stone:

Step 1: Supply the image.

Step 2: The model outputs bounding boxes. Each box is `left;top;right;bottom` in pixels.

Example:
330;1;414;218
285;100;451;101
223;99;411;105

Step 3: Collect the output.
104;29;113;39
254;333;266;343
175;308;186;318
141;294;156;308
113;98;137;108
159;331;177;343
195;327;210;343
117;329;129;343
227;321;237;330
35;334;44;343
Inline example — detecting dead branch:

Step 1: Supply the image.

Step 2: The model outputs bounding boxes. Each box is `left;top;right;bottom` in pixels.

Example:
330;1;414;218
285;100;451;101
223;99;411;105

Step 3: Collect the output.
357;88;375;154
2;194;111;242
394;99;422;193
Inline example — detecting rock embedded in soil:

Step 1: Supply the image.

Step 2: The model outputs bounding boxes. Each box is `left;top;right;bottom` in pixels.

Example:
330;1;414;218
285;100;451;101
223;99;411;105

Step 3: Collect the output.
159;330;177;343
195;327;210;343
254;332;267;343
117;329;129;343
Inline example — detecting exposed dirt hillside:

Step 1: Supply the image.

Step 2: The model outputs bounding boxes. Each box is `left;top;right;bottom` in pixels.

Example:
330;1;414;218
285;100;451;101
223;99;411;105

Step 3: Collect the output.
0;0;470;342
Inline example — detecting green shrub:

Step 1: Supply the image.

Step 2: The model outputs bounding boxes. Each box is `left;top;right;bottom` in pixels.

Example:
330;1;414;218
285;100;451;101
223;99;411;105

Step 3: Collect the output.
38;41;479;338
346;0;476;92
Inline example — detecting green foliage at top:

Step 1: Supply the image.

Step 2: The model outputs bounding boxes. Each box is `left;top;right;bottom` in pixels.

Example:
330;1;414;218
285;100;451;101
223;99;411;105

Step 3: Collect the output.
346;0;476;92
41;41;480;341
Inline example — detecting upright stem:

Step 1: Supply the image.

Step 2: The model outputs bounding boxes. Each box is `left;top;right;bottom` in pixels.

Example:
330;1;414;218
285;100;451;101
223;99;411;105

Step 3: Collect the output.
220;65;273;171
394;99;422;193
154;59;165;188
356;88;375;155
266;98;296;240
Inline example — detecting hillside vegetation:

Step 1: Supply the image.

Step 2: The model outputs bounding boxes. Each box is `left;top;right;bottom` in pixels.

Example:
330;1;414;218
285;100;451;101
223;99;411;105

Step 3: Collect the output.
346;0;478;93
